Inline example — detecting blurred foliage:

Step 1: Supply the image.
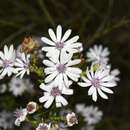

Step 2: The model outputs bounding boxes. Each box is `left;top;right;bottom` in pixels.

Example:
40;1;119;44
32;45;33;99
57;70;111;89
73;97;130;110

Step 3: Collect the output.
0;0;130;130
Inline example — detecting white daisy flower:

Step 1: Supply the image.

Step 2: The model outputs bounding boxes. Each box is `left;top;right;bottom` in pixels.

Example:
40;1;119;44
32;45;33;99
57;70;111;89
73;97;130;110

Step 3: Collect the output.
14;108;28;126
39;81;73;109
82;106;103;125
43;51;82;86
86;45;110;65
9;77;33;96
0;44;16;78
78;65;117;101
0;111;14;130
42;25;83;62
15;53;30;79
96;64;120;83
36;123;51;130
66;112;78;127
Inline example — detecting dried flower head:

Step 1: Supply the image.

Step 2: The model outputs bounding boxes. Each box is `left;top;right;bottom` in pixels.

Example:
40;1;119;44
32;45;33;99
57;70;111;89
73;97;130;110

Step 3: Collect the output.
26;101;38;114
66;112;78;127
21;37;38;53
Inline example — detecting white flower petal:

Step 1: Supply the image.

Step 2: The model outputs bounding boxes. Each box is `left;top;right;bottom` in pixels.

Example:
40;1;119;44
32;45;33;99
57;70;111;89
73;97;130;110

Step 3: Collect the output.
43;60;55;67
44;67;56;74
82;76;91;83
66;71;79;81
100;82;116;87
44;96;54;108
60;50;73;64
56;96;68;106
41;37;55;46
97;89;108;99
48;28;57;42
67;67;82;75
88;86;96;96
62;87;73;95
56;25;62;41
45;71;58;83
63;74;70;87
56;102;62;107
42;46;56;52
101;87;113;94
92;88;97;102
61;29;72;42
4;45;9;59
65;36;79;45
39;95;49;103
67;59;81;66
78;82;89;87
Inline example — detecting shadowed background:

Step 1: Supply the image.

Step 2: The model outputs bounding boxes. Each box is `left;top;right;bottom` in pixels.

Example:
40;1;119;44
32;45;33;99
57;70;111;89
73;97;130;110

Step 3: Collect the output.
0;0;130;130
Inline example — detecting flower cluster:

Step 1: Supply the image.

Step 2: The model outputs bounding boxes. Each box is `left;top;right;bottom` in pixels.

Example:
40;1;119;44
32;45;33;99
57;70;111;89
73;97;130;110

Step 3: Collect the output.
0;25;120;130
39;25;82;109
0;45;30;79
78;45;120;101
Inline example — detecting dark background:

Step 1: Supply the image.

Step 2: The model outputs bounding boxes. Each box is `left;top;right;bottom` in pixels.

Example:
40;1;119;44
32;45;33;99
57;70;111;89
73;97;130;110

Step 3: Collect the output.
0;0;130;130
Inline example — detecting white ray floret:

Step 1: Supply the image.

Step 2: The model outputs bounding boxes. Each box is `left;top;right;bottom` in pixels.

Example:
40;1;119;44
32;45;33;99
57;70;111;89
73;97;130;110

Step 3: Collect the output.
86;45;110;65
39;81;73;109
9;76;34;96
43;51;82;86
42;25;83;62
78;65;117;101
0;45;16;78
15;53;30;78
